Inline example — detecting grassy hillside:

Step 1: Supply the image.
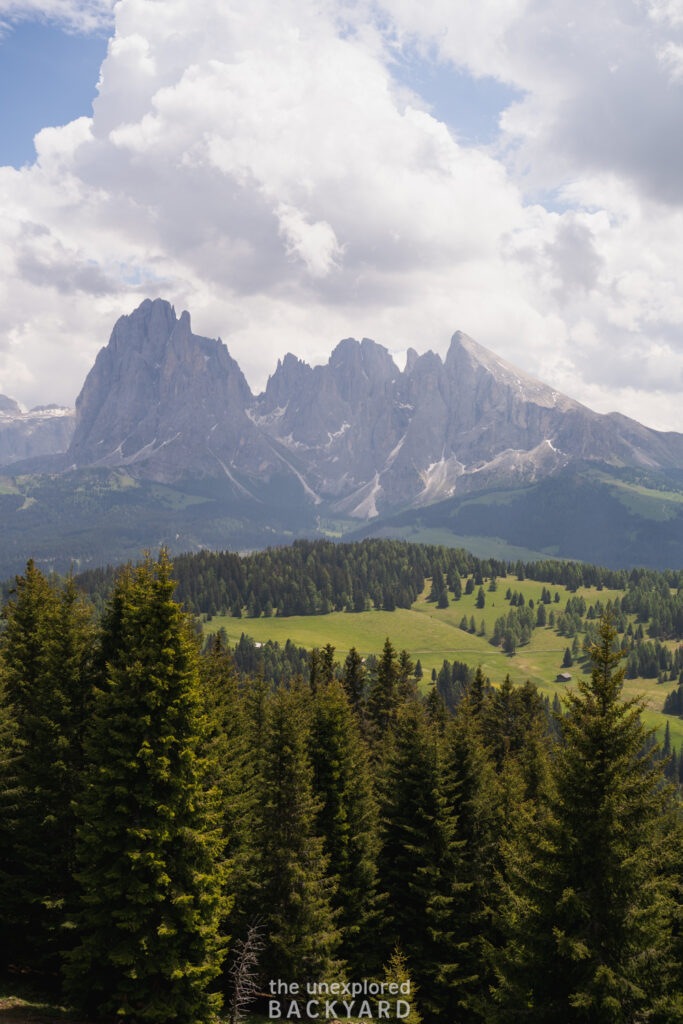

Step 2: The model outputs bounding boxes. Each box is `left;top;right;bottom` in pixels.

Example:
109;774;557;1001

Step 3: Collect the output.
207;573;683;752
355;464;683;569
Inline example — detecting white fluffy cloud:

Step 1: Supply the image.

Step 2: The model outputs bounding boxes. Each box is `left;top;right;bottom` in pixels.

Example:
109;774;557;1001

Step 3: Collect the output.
0;0;682;433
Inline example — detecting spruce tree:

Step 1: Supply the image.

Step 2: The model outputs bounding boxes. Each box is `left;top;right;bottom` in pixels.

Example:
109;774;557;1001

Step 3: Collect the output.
64;553;228;1023
319;643;336;686
254;685;339;979
377;701;469;1022
341;646;366;725
308;681;379;972
397;649;417;702
428;567;447;605
492;612;679;1023
367;637;399;741
0;564;94;973
198;635;256;954
383;945;422;1024
442;696;503;1019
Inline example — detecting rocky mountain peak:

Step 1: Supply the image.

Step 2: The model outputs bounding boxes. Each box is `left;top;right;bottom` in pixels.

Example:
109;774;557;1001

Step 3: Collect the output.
262;352;312;413
404;348;420;374
408;349;443;378
329;337;397;382
67;298;254;478
445;330;578;412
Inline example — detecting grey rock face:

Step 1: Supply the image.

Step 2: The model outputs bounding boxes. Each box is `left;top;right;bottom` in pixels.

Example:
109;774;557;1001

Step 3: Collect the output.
254;326;683;516
68;298;281;491
55;298;683;517
0;397;74;467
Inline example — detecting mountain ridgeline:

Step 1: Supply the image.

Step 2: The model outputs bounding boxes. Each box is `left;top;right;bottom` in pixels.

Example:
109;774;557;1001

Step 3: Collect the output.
47;299;683;506
1;297;683;573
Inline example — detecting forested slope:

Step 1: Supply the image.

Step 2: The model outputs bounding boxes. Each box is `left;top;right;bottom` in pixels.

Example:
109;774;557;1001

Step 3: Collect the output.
0;554;681;1022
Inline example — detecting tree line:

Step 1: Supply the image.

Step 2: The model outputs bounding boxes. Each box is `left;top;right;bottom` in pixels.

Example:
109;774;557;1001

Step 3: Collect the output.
1;554;682;1022
67;539;683;630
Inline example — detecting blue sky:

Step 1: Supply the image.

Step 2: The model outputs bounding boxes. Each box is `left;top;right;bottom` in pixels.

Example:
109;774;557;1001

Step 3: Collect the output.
0;0;682;432
0;20;108;167
0;18;516;164
393;53;522;147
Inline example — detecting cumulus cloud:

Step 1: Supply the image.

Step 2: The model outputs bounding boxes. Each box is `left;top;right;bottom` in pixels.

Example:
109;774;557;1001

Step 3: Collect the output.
0;0;681;434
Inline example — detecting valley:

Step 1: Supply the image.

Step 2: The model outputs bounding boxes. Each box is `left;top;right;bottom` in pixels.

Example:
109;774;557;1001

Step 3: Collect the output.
192;553;683;754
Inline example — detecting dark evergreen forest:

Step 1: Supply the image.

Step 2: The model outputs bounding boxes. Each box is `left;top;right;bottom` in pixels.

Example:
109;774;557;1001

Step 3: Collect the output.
1;551;682;1023
70;538;683;628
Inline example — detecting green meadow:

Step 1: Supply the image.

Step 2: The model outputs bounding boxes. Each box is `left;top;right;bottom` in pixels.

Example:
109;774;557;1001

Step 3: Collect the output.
206;574;683;751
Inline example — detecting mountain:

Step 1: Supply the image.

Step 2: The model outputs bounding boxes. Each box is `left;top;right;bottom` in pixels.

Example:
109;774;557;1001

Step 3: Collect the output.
1;296;682;574
59;298;683;516
0;397;74;466
69;299;260;481
256;328;683;516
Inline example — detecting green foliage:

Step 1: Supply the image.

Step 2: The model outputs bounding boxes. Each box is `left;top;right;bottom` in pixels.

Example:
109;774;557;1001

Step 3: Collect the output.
3;539;683;1020
442;697;503;1019
0;563;94;972
383;945;422;1024
253;685;339;979
491;613;679;1022
367;637;400;741
308;681;379;972
341;645;366;718
198;634;255;949
377;701;470;1022
64;553;228;1023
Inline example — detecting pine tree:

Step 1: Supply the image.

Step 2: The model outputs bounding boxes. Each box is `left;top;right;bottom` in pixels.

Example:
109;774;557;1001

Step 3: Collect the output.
491;612;679;1023
367;637;399;741
319;643;336;686
428;567;447;605
442;698;503;1019
397;649;417;702
254;685;339;979
0;564;94;973
425;687;448;733
342;646;366;717
383;945;422;1024
64;553;228;1023
308;681;379;973
377;702;469;1022
198;635;255;948
309;648;321;693
469;665;486;717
